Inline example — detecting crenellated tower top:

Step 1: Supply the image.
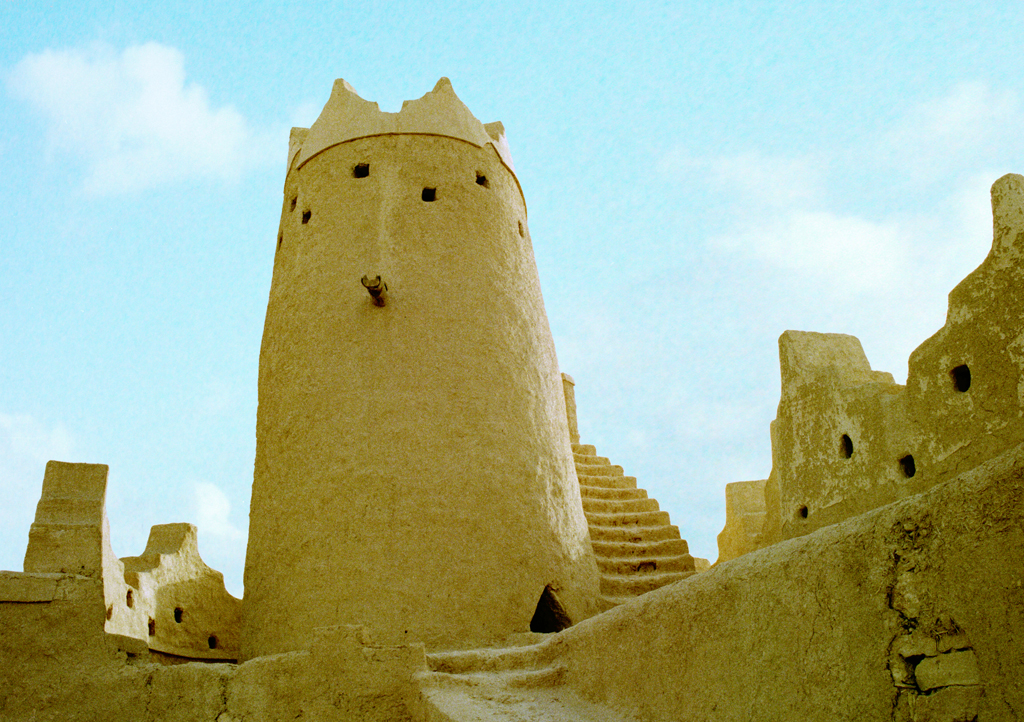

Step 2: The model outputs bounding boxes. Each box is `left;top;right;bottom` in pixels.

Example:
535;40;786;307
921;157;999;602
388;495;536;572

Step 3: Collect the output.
287;77;516;178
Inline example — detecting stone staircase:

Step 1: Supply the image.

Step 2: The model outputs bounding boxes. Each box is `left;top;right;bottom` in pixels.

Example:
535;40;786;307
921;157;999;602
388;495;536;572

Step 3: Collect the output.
573;443;697;609
409;638;636;721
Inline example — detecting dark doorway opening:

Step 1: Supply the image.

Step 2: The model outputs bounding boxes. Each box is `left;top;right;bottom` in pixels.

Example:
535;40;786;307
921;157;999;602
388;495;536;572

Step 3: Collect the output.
530;586;573;634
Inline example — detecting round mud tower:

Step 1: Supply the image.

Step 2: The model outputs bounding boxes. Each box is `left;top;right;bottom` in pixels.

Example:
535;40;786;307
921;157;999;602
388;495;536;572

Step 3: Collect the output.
241;80;599;658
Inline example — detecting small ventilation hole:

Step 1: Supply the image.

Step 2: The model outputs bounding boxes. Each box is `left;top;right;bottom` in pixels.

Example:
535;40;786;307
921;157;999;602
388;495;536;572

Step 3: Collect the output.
476;172;489;187
126;589;134;608
899;455;916;478
290;196;297;212
208;635;219;649
301;210;311;224
422;187;436;202
840;434;854;459
797;505;809;519
518;221;524;237
353;163;370;178
148;618;156;636
174;607;184;624
951;364;971;392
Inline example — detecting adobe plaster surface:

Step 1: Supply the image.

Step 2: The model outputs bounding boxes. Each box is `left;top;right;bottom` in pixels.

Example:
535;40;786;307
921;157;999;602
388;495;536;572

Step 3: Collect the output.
121;523;241;660
245;78;599;657
719;172;1024;561
557;441;1024;722
2;80;1022;721
4;444;1019;720
905;173;1024;483
714;478;766;564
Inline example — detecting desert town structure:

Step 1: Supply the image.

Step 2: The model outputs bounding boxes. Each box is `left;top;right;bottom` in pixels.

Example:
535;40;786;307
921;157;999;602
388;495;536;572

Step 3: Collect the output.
1;79;1021;721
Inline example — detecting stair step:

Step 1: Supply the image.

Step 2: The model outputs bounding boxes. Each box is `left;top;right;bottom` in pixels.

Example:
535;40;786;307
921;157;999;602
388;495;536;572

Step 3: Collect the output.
599;595;638;611
426;644;551;674
588;524;681;543
573;453;611;466
416;665;566;691
413;683;639;721
582;496;659;514
586;510;671;527
600;571;694;596
571;441;695;619
575;463;624;477
578;484;648;501
576;474;638;490
596;554;695;575
591;537;690;558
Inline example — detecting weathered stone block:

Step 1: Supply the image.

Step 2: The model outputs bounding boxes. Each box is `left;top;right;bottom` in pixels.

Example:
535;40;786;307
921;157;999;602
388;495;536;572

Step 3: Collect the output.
936;632;971;654
893;631;938;659
909;684;982;722
914;650;980;691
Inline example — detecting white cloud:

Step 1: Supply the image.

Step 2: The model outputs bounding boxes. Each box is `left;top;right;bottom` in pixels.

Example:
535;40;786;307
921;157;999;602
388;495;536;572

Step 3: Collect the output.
193;481;245;543
691;149;911;294
0;413;74;463
711;208;909;293
7;42;275;194
884;82;1023;181
683;82;1024;301
702;152;824;210
191;480;247;595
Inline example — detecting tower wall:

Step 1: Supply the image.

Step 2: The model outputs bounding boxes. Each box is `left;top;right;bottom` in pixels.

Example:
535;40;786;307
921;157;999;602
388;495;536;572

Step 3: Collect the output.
242;81;600;657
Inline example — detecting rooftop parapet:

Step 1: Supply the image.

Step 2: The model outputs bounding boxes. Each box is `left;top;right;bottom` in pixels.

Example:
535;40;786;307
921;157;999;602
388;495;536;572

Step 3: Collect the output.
122;523;241;660
288;77;516;178
24;461;112;579
777;331;895;404
22;461;147;637
722;173;1024;561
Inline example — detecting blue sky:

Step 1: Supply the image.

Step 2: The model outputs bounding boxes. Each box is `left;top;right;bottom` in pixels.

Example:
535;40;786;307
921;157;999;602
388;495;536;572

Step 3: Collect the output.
3;3;1024;595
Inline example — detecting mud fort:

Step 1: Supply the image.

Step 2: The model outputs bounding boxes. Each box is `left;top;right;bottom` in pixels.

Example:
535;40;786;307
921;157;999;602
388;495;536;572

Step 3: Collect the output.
1;79;1022;721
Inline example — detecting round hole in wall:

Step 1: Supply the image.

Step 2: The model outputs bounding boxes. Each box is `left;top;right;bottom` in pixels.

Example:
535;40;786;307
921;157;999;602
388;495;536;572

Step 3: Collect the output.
899;455;916;478
840;434;854;459
422;187;437;202
951;364;971;392
208;635;219;650
476;172;489;187
797;505;809;519
126;589;134;608
353;163;370;178
174;607;184;623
